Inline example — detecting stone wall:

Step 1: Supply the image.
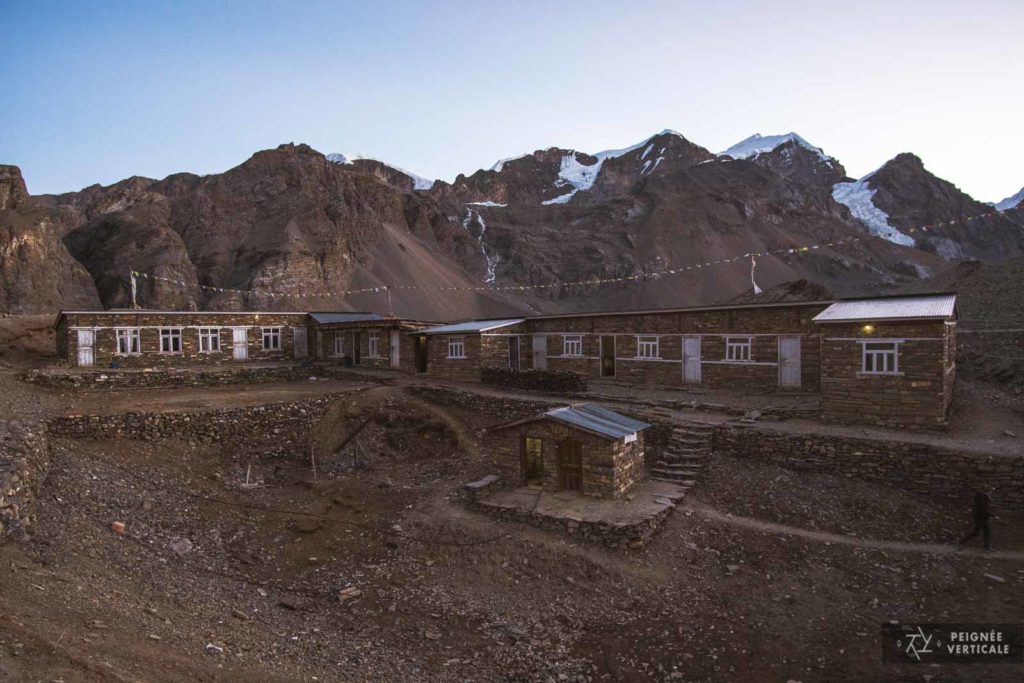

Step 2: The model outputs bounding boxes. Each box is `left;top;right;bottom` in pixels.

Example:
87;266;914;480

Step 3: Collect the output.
1;421;49;540
23;364;312;389
713;423;1024;512
48;394;342;458
464;495;671;549
425;334;483;382
819;320;953;429
58;312;308;369
480;367;587;393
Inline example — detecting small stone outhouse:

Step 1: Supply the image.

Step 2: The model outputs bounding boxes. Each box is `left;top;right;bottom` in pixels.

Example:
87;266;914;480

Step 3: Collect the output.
491;404;650;499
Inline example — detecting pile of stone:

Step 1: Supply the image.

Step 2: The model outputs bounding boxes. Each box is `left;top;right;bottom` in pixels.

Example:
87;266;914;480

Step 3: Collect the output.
0;421;49;540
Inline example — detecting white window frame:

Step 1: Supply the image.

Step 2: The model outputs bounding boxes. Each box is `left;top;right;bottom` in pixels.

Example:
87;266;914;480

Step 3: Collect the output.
262;327;282;351
636;335;660;359
115;328;141;355
332;334;344;357
447;336;466;359
861;340;901;375
198;327;221;353
159;327;182;354
725;336;752;362
623;432;638;444
368;333;380;358
562;335;583;357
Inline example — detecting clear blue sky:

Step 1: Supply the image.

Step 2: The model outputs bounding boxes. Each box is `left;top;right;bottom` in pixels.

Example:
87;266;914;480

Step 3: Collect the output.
2;0;1022;201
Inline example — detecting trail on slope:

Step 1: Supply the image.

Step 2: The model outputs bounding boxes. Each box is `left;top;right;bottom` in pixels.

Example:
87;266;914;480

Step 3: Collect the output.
685;500;1024;561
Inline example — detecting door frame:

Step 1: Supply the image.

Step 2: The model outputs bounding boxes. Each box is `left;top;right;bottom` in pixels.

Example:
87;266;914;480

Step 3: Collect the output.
682;335;701;383
778;335;802;388
231;327;248;361
508;335;521;370
599;335;616;378
76;329;95;367
389;330;401;369
532;334;547;370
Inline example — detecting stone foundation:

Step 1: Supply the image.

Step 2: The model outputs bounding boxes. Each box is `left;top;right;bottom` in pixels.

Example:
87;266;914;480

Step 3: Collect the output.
23;364;313;389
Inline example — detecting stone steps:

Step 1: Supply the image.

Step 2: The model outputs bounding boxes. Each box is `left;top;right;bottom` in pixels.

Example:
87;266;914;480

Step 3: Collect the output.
651;422;714;490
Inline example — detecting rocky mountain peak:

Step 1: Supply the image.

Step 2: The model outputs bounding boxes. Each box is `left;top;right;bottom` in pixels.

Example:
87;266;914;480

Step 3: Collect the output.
0;165;29;210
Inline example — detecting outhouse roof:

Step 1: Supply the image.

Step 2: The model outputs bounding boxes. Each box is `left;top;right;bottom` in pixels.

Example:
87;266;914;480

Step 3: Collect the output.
418;318;525;335
492;403;651;441
812;294;957;323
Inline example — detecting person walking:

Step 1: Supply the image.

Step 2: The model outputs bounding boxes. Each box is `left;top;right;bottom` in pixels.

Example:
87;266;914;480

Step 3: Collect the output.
958;492;994;551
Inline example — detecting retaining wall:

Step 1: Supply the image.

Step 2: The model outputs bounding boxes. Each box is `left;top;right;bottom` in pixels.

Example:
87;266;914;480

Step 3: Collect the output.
23;364;312;389
1;421;50;540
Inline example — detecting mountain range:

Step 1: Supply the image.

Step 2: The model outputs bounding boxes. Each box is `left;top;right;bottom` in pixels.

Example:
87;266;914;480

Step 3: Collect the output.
2;130;1022;319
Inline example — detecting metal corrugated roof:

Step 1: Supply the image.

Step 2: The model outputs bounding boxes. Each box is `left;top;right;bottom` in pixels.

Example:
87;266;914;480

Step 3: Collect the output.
309;312;383;324
812;294;957;323
545;404;651;440
419;318;525;335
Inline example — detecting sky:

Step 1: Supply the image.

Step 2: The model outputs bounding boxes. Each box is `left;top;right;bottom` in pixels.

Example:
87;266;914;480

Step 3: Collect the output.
2;0;1022;201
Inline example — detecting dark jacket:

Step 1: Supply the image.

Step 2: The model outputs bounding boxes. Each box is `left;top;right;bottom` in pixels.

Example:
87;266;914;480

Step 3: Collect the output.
972;493;992;522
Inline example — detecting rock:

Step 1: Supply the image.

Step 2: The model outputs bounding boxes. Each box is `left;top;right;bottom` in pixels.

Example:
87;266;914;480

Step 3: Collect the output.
1004;430;1017;438
111;521;126;535
338;587;363;602
424;629;442;640
984;574;1006;583
278;597;302;610
204;643;224;656
169;537;193;555
726;564;741;574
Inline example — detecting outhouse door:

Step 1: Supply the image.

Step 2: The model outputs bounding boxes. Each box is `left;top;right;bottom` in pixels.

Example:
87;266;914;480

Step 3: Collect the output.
293;326;308;359
532;335;547;370
682;336;701;383
413;335;428;373
557;440;583;492
390;330;401;368
76;329;95;367
779;336;801;387
232;328;248;360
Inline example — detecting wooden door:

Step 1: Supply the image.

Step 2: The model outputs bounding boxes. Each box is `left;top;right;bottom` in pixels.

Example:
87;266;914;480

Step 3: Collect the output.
683;336;701;383
232;328;248;361
532;335;547;370
600;335;615;377
390;330;401;368
293;326;308;359
557;440;583;492
76;329;95;367
414;336;428;373
351;332;361;364
779;336;801;387
508;336;520;370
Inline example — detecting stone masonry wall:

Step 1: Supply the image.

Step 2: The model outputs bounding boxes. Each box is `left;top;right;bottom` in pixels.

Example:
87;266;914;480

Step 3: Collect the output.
23;364;312;389
713;424;1024;512
48;394;342;458
0;421;50;541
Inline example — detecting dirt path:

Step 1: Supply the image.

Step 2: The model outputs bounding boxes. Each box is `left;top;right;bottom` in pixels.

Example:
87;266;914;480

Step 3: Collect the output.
685;499;1024;561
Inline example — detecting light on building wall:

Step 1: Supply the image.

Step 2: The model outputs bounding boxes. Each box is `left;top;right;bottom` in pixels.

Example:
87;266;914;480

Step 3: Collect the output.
863;324;874;333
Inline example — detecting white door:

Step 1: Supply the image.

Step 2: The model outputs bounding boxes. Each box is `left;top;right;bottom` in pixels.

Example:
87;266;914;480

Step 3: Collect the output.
390;330;400;368
779;336;801;387
232;328;248;361
77;329;95;367
293;326;308;359
682;336;701;383
532;335;547;370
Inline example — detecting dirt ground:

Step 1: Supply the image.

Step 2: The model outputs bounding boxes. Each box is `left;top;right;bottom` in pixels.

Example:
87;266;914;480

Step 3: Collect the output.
2;317;1024;682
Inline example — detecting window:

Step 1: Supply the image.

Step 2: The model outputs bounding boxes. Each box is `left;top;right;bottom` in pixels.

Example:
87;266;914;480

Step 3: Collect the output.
725;336;752;362
198;328;221;353
862;341;900;375
563;335;583;357
447;336;466;359
368;333;380;358
115;328;141;355
636;336;659;359
623;432;638;444
159;328;182;354
333;334;344;357
262;327;282;351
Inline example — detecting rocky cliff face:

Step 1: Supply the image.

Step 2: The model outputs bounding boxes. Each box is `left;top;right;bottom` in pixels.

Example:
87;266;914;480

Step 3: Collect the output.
1;133;1021;317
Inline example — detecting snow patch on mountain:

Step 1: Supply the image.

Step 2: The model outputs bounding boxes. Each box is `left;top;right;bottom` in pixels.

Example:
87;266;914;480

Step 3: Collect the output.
462;208;499;285
994;187;1024;211
832;172;916;247
327;152;435;190
467;201;507;207
720;133;831;162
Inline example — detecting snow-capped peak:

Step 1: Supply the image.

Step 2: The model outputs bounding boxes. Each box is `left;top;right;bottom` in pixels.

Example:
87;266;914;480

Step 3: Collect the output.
328;152;435;190
832;169;915;247
994;186;1024;211
720;133;832;162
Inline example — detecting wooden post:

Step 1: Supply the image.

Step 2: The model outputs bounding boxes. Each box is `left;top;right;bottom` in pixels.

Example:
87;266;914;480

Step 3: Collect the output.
310;444;317;482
